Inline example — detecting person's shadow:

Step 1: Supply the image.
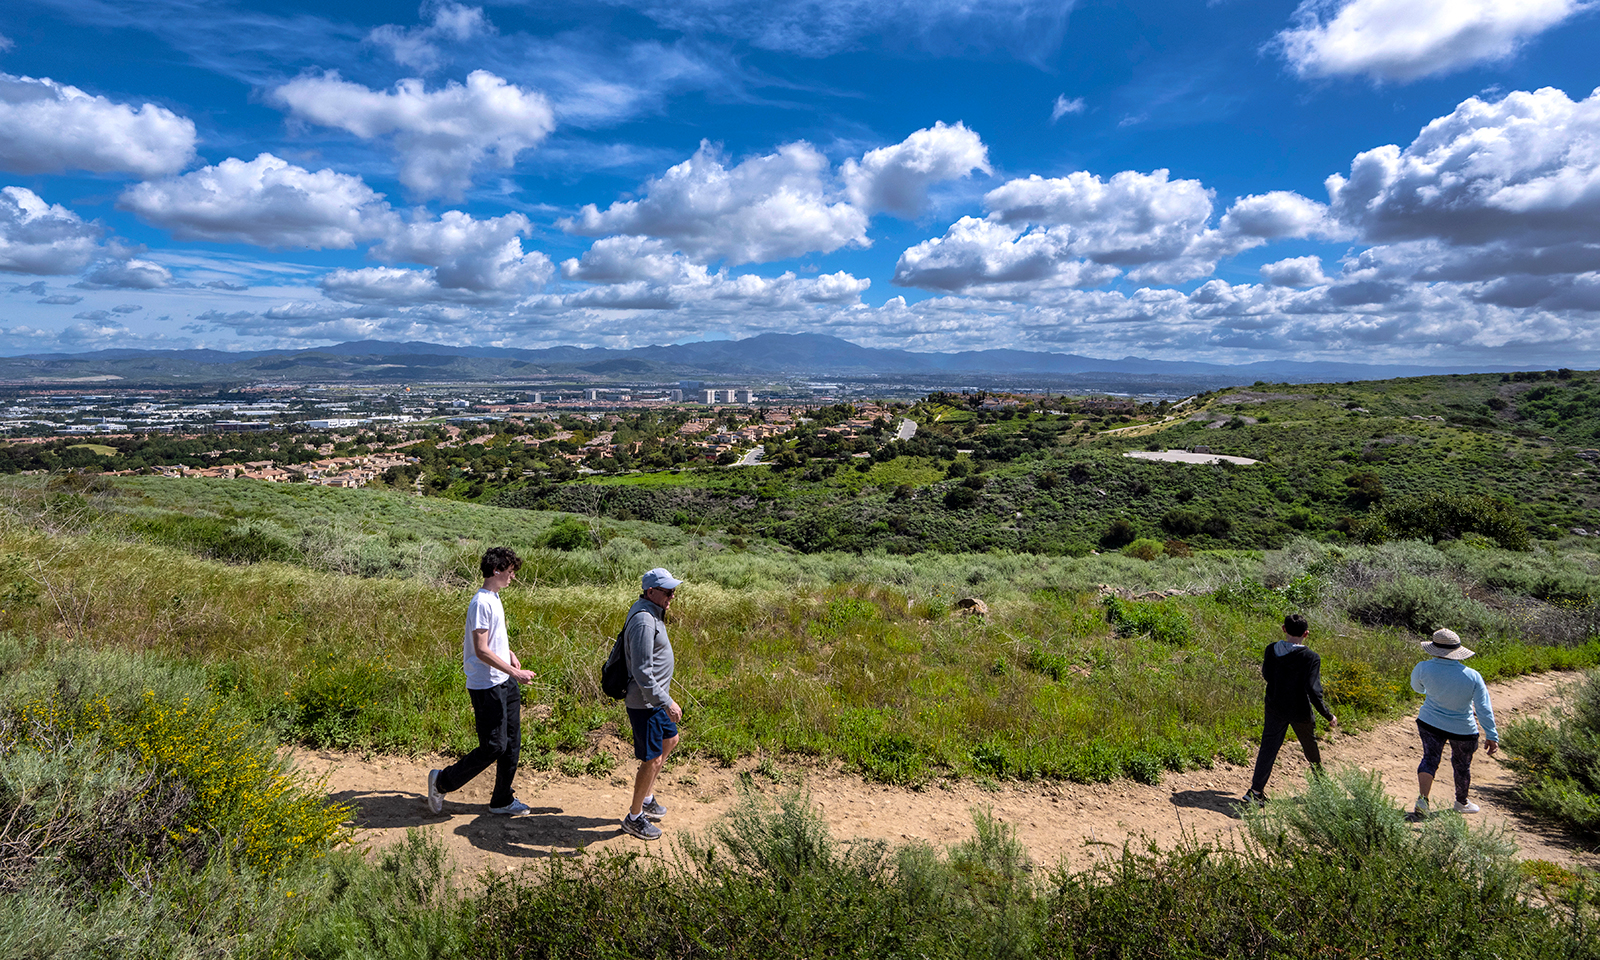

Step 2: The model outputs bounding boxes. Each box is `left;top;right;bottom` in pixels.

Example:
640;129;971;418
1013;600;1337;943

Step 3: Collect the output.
454;810;621;859
1168;789;1250;820
328;788;622;859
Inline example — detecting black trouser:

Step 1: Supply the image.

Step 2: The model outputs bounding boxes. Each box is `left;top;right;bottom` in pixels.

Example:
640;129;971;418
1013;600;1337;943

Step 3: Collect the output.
436;679;521;808
1416;719;1479;805
1250;709;1322;795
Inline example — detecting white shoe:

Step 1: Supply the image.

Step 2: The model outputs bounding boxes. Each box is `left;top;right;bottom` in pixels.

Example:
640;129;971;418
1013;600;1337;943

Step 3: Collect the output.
1413;796;1429;816
1454;800;1480;814
489;798;531;816
427;769;443;814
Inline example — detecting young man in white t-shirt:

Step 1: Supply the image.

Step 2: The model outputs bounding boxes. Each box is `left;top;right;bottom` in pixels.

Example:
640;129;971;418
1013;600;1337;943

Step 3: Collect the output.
427;547;537;815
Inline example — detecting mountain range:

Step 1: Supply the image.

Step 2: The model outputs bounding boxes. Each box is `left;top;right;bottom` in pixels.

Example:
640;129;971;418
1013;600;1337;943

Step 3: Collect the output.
0;334;1515;391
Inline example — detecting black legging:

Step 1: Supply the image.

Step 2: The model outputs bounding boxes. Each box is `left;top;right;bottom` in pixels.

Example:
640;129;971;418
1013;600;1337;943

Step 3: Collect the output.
1417;719;1479;805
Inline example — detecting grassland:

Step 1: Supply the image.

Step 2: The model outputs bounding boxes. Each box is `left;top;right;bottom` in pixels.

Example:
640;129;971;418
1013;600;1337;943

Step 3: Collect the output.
3;470;1598;786
5;372;1600;955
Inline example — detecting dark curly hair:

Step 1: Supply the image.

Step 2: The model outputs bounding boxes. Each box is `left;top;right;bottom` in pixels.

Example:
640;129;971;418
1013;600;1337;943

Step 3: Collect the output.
480;546;523;579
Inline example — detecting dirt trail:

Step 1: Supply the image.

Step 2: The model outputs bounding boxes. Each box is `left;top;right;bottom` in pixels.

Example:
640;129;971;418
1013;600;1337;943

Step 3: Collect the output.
293;673;1599;877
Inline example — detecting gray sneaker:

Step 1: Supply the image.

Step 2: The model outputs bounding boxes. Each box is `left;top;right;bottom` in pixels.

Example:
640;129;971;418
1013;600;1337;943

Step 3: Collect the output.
1414;796;1430;817
640;798;667;821
621;813;662;840
488;798;531;816
427;769;444;815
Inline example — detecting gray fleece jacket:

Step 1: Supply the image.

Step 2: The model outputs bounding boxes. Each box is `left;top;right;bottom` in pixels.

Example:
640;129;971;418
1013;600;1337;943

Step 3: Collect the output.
623;595;674;710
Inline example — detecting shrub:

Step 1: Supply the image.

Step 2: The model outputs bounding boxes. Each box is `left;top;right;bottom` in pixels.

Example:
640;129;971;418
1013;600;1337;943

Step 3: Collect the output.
542;515;593;551
1374;494;1531;551
1;651;350;883
944;486;979;510
1505;668;1600;837
1104;596;1191;645
1121;538;1164;561
1100;518;1137;549
1161;508;1202;536
1343;574;1500;636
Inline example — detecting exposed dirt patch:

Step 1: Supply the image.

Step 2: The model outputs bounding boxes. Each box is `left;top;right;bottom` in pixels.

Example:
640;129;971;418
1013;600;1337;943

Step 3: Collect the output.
292;673;1597;878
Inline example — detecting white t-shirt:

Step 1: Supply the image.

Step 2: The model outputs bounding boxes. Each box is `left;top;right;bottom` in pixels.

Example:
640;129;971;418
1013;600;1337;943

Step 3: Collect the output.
462;588;509;690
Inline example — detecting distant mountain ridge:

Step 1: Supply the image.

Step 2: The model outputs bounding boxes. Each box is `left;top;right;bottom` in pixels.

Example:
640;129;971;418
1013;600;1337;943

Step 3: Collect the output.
0;333;1510;389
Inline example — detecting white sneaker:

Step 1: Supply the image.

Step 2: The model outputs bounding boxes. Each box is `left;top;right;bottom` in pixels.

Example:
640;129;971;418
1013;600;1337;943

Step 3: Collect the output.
1413;796;1429;816
1454;800;1480;814
427;769;443;814
488;798;531;816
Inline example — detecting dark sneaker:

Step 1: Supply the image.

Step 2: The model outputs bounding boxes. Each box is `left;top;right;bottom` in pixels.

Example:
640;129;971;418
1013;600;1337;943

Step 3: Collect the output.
620;813;662;840
427;769;444;814
1240;790;1266;807
488;798;531;816
640;798;667;821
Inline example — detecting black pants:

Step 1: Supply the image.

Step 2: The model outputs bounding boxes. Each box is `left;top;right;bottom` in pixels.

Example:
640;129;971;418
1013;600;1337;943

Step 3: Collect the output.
1250;710;1322;795
1417;719;1479;804
436;679;521;808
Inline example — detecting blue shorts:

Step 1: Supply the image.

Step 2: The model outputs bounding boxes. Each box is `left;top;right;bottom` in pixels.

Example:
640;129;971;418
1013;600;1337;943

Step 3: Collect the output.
627;706;678;761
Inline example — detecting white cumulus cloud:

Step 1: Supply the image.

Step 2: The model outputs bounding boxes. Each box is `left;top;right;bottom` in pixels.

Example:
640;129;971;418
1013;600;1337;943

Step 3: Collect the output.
563;140;868;264
375;210;552;294
1260;255;1330;287
271;70;554;198
0;186;103;275
120;154;397;249
1275;0;1588;82
1219;190;1344;240
841;121;990;218
326;210;554;303
0;74;196;179
898;169;1246;293
369;3;491;72
1328;86;1600;248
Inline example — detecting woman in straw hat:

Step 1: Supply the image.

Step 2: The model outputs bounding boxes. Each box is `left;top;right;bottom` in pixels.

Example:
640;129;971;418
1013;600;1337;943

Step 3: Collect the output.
1409;628;1499;816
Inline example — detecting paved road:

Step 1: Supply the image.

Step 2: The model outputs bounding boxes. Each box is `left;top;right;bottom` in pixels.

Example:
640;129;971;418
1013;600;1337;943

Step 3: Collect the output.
896;418;917;441
736;445;764;466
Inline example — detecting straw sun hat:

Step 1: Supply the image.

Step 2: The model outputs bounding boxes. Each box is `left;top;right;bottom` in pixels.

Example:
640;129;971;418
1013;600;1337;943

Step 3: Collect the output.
1421;628;1474;660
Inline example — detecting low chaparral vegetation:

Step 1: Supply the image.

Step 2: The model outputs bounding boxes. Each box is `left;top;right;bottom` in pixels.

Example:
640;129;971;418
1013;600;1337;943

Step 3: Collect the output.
3;369;1600;954
5;724;1598;960
1;474;1598;786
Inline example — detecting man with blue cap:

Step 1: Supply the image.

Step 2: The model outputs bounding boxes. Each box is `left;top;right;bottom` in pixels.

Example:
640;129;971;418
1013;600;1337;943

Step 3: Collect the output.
619;567;684;840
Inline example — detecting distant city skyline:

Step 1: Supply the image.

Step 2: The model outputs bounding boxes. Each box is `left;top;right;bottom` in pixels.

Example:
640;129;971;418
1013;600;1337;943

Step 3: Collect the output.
2;0;1599;368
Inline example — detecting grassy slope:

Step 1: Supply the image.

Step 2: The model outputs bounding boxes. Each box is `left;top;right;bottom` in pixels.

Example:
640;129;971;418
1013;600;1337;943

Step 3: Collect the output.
3;473;1598;784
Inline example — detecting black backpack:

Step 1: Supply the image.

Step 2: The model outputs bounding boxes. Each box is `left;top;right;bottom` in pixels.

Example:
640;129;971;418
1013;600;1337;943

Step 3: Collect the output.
600;628;630;700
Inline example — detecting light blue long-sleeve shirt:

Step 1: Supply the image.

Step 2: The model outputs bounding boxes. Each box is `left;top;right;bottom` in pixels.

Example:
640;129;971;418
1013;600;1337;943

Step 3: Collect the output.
1411;658;1498;742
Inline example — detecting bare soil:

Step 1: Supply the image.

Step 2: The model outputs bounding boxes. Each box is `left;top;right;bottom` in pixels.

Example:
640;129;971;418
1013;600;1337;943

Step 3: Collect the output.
292;672;1599;878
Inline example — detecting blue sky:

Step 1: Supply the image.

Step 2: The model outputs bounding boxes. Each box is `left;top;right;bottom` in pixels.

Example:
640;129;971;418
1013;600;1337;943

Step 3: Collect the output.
2;0;1599;367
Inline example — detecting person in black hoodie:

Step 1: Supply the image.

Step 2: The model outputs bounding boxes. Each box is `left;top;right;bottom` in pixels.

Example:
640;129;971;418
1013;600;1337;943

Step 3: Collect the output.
1243;614;1338;804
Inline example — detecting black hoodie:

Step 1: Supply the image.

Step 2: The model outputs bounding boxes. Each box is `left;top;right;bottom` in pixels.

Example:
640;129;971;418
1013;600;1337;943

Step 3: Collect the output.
1261;639;1334;722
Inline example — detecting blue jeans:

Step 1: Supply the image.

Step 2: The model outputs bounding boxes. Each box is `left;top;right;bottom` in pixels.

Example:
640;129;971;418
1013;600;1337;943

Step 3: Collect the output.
437;679;521;808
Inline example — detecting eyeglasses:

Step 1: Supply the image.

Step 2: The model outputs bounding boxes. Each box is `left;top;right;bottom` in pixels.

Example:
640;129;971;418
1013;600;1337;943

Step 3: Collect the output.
652;587;676;597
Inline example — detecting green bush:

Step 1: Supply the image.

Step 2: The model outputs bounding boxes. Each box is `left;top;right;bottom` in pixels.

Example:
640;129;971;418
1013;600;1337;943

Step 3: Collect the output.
541;515;592;551
1104;596;1191;645
1121;538;1164;561
1505;668;1600;837
1372;494;1532;551
1343;574;1500;635
1;650;350;887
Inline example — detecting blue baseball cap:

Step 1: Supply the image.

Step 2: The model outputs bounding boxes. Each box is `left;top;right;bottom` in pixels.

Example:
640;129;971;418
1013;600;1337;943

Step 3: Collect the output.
642;568;683;591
